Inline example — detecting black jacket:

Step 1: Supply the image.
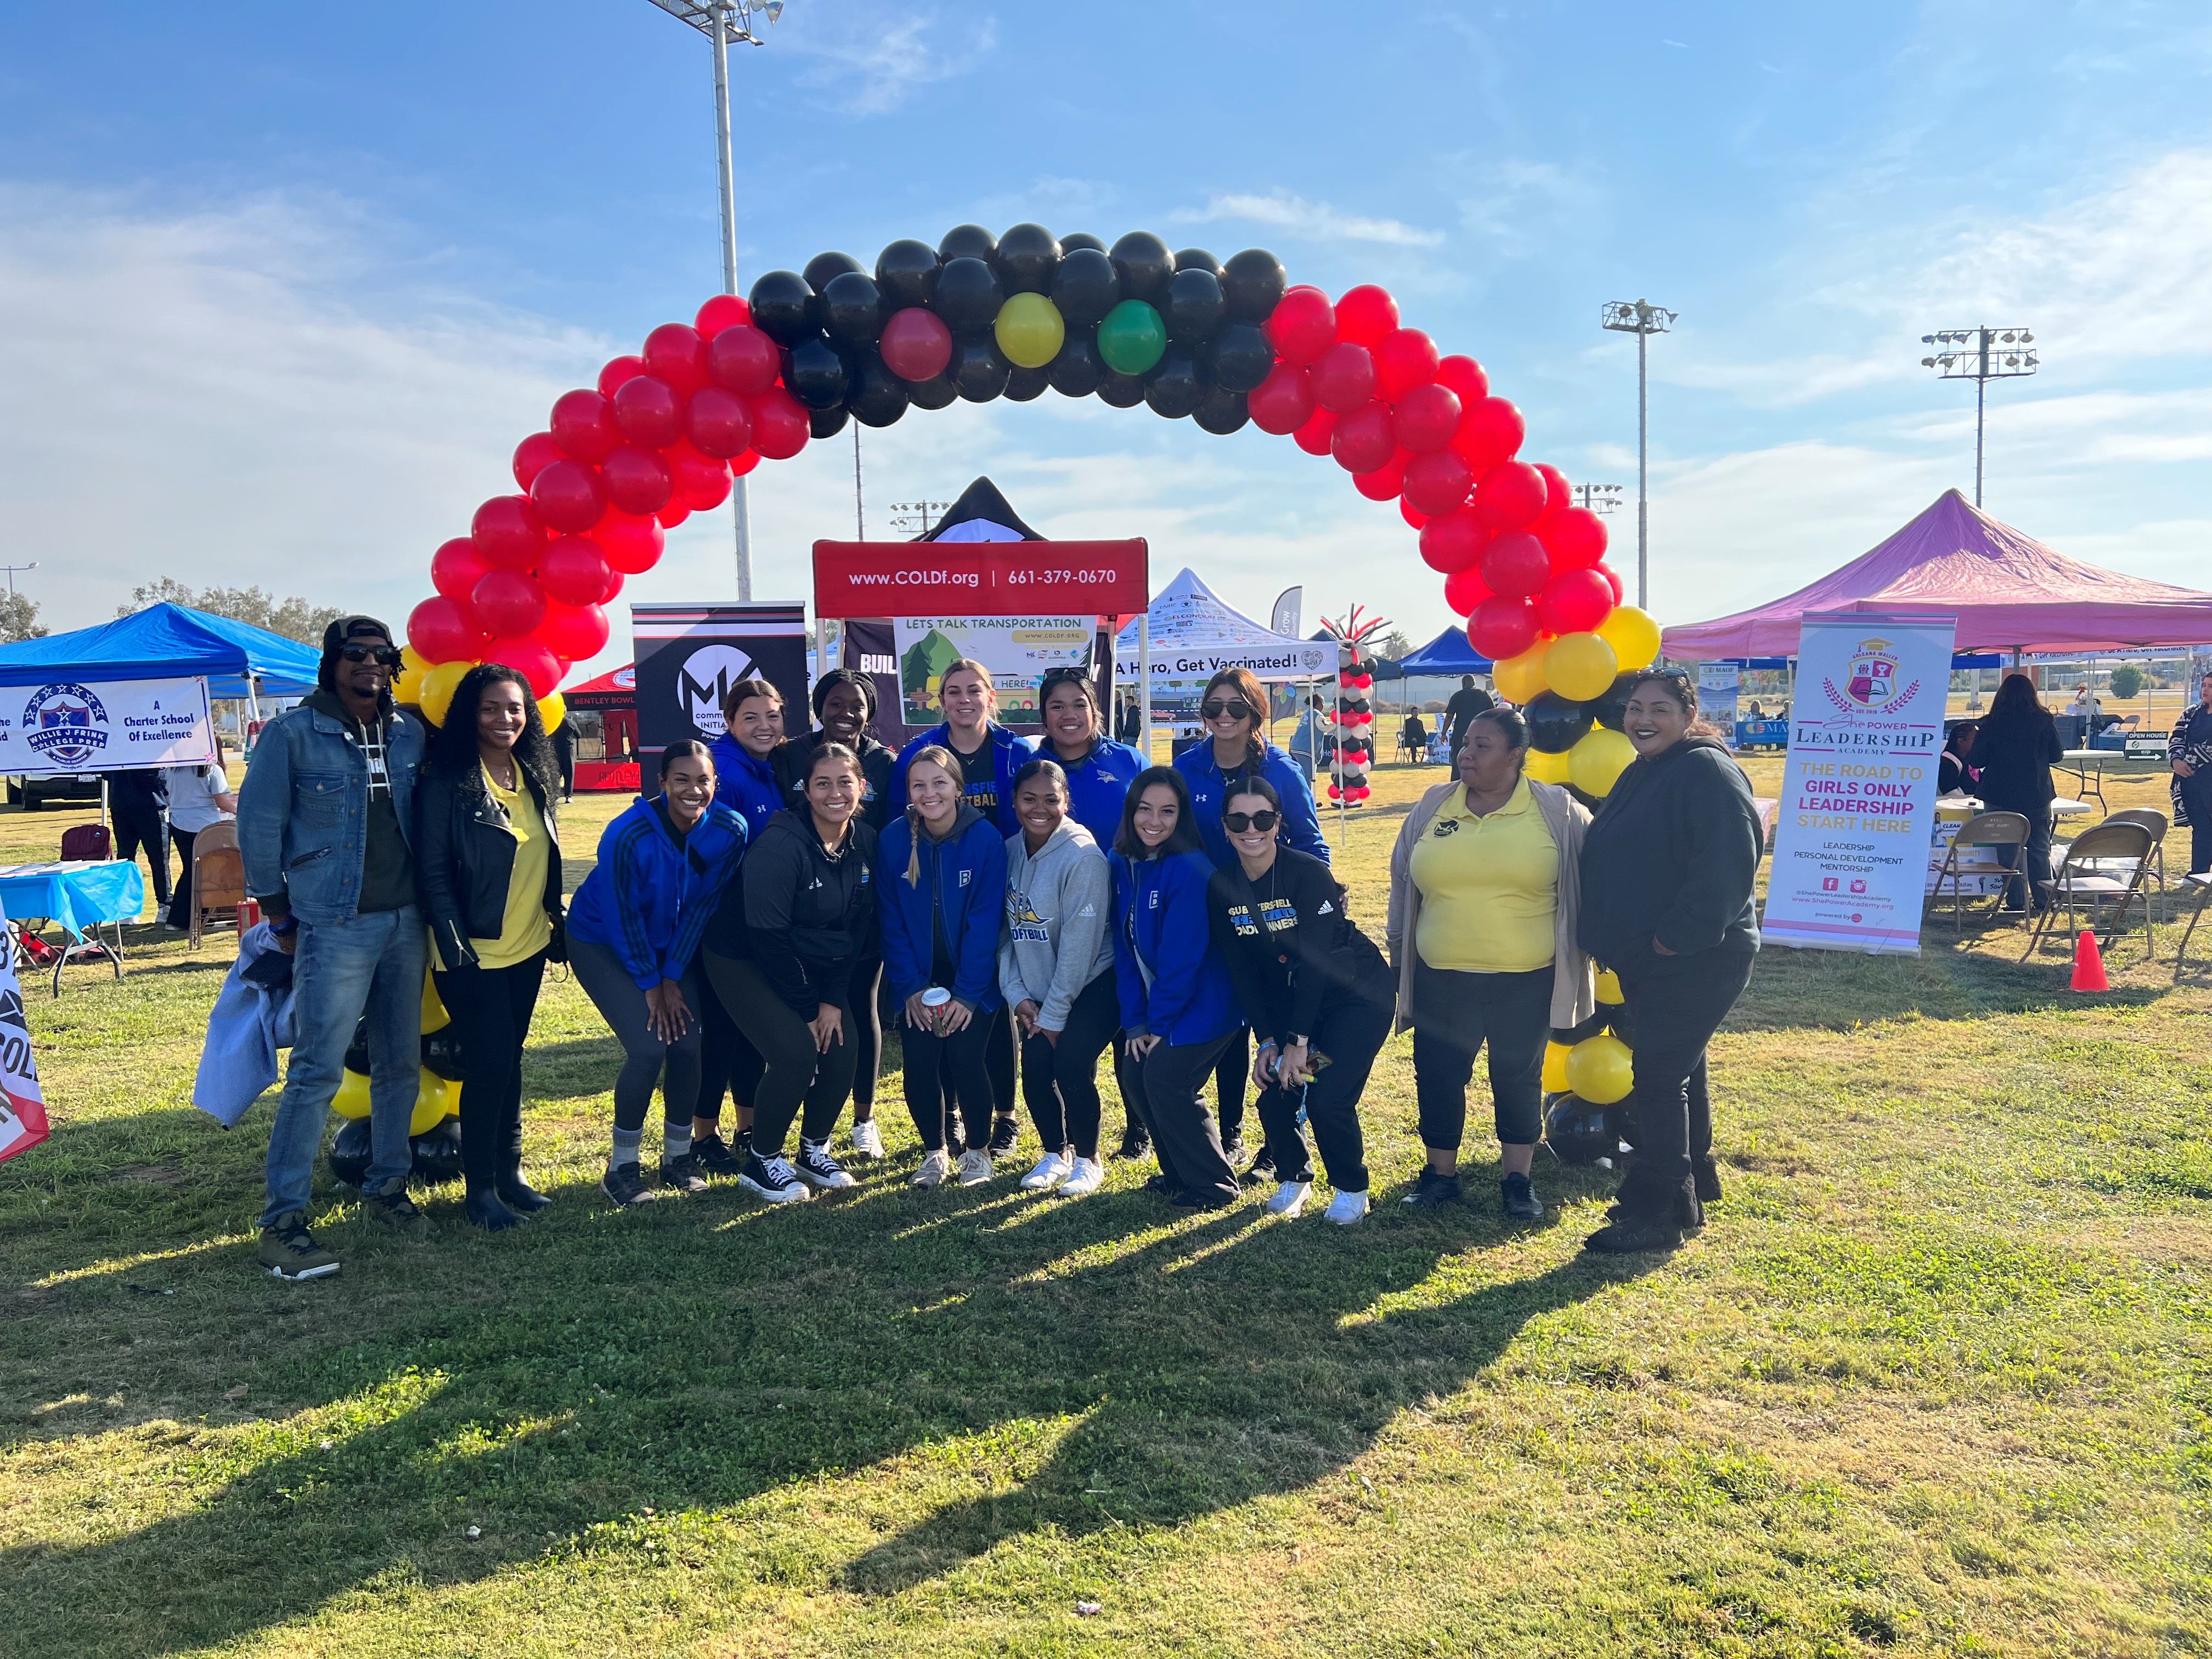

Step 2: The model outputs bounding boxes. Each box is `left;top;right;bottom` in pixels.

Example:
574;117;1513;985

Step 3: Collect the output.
771;729;897;831
1577;736;1761;966
707;807;878;1017
1972;707;2062;811
414;763;565;970
108;768;168;814
1205;846;1393;1045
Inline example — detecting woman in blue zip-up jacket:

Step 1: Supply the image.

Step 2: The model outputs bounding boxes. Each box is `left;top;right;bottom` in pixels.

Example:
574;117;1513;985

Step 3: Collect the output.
565;742;747;1206
879;746;1009;1187
1032;665;1146;849
1111;765;1245;1209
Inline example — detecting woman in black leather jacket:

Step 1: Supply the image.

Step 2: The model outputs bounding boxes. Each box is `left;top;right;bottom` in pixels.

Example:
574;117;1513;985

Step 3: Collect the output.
415;663;566;1231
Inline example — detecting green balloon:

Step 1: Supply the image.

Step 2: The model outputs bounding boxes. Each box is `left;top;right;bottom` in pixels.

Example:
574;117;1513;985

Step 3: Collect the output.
1096;300;1166;377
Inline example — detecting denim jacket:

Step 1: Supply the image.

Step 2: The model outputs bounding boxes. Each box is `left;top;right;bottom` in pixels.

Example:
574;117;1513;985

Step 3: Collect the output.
238;697;424;927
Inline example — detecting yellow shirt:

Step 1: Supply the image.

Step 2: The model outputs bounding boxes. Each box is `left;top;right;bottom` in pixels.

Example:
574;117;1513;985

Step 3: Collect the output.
475;764;554;969
1409;778;1558;974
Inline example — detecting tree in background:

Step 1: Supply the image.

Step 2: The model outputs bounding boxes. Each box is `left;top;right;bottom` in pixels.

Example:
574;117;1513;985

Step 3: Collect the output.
2109;664;2145;702
119;578;338;645
1378;628;1414;662
0;591;47;642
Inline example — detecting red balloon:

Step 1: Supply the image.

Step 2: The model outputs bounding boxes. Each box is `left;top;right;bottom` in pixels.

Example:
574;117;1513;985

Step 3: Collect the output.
1469;594;1540;662
1311;342;1376;413
539;600;610;663
1403;448;1476;516
695;294;751;337
657;500;692;529
668;441;732;510
407;595;480;664
1291;407;1338;458
707;324;782;396
1400;498;1429;531
596;356;646;398
1598;562;1624;603
1479;530;1550;596
1333;285;1399;348
591;510;664;575
512;432;562;492
1352;452;1407;502
612;375;684;450
529;458;607;534
729;449;760;477
1394;383;1462;453
879;307;955;382
1246;362;1314;435
748;388;810;460
1454;396;1526;470
1374;328;1440;401
1443;563;1492;616
472;568;548;638
1263;285;1336;365
539;535;612;607
1539;506;1609;570
642;323;709;394
1533;462;1572;521
482;636;562;699
549;390;620;464
1436;355;1489;404
685;385;754;459
599;567;626;606
1419;506;1488;573
1474;460;1548;532
1329;400;1397;473
600;444;673;516
471;496;546;570
431;537;491;602
1536;567;1615;635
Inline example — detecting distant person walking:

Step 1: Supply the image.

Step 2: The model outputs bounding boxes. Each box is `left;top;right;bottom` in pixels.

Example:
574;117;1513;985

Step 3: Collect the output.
1442;674;1496;752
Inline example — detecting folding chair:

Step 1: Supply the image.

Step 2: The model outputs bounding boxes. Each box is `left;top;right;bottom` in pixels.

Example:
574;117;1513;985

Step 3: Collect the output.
2174;872;2212;984
59;822;111;862
2022;821;2157;962
188;821;244;948
2097;808;2170;918
1925;811;2028;934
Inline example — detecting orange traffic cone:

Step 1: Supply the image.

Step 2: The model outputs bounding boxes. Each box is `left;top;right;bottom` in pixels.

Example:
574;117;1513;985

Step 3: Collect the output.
2069;929;2109;992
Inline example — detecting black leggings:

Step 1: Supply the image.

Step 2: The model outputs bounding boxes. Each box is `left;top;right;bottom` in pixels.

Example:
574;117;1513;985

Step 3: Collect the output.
692;965;765;1127
1410;960;1552;1150
904;1009;997;1153
1213;1028;1250;1142
569;938;702;1134
114;805;171;907
702;951;856;1157
432;953;545;1190
1123;1031;1239;1205
165;826;199;928
1019;970;1120;1159
849;953;884;1116
1615;951;1753;1183
1256;997;1389;1192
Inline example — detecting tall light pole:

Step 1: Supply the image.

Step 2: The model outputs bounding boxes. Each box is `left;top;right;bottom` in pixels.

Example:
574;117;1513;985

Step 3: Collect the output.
0;562;37;596
1600;298;1675;612
1571;482;1623;515
1918;327;2038;509
644;0;785;600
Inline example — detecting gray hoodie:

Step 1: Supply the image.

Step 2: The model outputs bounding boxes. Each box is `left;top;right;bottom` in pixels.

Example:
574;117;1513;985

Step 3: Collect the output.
998;818;1115;1032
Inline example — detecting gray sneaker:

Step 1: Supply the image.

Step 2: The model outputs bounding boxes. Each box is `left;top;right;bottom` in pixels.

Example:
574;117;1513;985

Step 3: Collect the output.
259;1214;340;1280
362;1183;431;1238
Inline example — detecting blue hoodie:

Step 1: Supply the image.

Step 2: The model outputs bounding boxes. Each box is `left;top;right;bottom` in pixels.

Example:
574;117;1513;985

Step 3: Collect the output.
1039;735;1147;850
877;805;1007;1012
709;733;785;842
1174;740;1330;869
1109;847;1243;1047
566;795;747;990
890;722;1037;838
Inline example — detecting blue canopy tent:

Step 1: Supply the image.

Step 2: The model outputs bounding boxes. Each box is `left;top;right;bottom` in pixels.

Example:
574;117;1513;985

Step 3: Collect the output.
1397;626;1494;675
0;603;321;699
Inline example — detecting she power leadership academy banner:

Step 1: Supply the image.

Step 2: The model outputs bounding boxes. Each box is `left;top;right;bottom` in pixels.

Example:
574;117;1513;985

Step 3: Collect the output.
1764;611;1957;955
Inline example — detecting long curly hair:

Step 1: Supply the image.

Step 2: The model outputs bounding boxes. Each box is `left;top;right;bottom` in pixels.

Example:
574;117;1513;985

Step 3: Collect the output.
426;663;560;803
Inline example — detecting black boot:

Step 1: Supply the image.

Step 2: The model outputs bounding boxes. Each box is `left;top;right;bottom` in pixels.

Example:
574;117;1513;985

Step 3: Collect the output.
1690;1155;1724;1205
465;1187;524;1232
1116;1121;1151;1160
1585;1166;1701;1254
494;1167;551;1213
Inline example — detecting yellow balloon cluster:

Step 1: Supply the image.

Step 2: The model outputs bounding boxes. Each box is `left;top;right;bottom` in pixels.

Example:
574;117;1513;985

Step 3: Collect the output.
1568;727;1635;797
418;658;475;727
994;293;1066;369
330;1065;461;1133
1543;631;1617;702
1493;645;1547;705
1565;1032;1634;1105
1594;968;1623;1005
537;690;567;733
394;645;432;707
1595;605;1661;673
1524;747;1571;785
1541;1041;1571;1093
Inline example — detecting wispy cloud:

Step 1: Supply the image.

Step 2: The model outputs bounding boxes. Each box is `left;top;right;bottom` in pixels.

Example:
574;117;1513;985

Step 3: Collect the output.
1171;192;1444;248
786;9;997;118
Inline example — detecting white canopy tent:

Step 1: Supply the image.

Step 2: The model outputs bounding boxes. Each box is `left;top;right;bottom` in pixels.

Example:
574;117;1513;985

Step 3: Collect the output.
1114;568;1333;695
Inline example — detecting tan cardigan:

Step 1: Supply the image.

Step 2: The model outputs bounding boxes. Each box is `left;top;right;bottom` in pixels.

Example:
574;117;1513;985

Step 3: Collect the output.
1385;776;1595;1034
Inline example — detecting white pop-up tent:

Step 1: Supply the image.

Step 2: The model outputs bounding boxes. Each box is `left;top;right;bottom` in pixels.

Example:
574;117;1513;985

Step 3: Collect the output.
1114;568;1334;690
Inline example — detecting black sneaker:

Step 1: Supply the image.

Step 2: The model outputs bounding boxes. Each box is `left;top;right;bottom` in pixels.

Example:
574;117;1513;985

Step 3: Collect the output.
1115;1124;1151;1161
793;1138;856;1190
987;1116;1020;1157
362;1183;432;1237
692;1131;745;1178
600;1163;657;1207
1141;1172;1185;1203
739;1149;811;1205
1221;1135;1249;1169
1500;1172;1544;1221
1239;1150;1277;1187
258;1214;340;1279
659;1152;708;1195
1401;1167;1463;1207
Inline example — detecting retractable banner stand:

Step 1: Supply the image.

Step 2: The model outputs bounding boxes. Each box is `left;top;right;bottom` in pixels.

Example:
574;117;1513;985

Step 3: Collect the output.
1764;611;1958;955
0;895;48;1166
630;603;810;766
0;676;216;775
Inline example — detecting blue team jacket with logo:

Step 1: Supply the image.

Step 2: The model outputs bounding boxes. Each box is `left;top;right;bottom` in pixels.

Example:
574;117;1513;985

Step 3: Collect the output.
1109;847;1244;1047
877;804;1007;1011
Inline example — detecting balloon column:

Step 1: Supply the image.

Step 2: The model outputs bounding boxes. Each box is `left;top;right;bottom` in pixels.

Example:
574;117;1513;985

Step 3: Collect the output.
1539;967;1635;1163
1319;604;1389;805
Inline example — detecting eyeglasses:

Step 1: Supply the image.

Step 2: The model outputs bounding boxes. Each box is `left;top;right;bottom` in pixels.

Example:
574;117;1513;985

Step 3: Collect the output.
1221;809;1279;833
339;644;403;667
1039;667;1093;694
1201;698;1256;721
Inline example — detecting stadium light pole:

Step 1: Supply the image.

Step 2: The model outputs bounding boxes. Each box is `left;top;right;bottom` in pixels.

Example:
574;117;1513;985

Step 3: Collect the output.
1571;482;1624;515
1600;299;1675;612
643;0;785;600
0;562;37;596
1918;326;2038;509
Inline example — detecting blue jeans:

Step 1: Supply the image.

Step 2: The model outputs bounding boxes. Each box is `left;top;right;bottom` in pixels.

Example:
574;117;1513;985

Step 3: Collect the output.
262;905;425;1224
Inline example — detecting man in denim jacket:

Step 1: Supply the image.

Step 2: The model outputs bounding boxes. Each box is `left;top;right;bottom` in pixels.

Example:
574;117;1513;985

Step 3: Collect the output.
237;616;430;1277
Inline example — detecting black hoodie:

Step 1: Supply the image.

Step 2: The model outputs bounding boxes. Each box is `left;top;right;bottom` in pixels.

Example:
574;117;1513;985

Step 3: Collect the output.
706;807;878;1017
1577;735;1762;966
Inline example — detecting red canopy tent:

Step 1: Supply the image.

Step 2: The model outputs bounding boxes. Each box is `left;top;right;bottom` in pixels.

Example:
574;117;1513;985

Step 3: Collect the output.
561;663;639;792
1664;489;2212;659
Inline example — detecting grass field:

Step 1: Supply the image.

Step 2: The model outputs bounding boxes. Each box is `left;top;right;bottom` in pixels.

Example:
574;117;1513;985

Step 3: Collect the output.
2;749;2208;1658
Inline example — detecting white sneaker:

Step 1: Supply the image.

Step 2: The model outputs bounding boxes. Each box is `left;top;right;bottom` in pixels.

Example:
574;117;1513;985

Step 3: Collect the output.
957;1149;993;1186
1058;1155;1105;1197
1266;1180;1312;1218
1020;1149;1073;1191
739;1151;812;1205
794;1138;856;1190
849;1118;885;1160
911;1148;953;1188
1325;1188;1370;1226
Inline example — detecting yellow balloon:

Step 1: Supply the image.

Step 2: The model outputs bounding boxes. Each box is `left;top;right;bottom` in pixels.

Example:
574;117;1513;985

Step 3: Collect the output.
1541;1041;1571;1094
421;970;450;1034
1566;1033;1634;1105
1544;631;1619;702
411;1068;455;1136
332;1067;372;1120
1568;726;1637;798
537;690;566;733
993;292;1066;369
1596;605;1661;673
1595;968;1623;1005
1525;747;1571;785
394;645;431;707
419;658;475;727
1492;645;1547;705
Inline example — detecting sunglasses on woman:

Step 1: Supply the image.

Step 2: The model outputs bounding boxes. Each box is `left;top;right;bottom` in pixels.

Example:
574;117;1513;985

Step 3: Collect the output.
1221;809;1279;832
338;644;404;667
1201;698;1256;721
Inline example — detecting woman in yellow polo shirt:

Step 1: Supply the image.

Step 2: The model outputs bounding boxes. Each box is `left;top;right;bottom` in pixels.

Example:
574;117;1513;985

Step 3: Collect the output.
1385;706;1594;1219
416;664;566;1232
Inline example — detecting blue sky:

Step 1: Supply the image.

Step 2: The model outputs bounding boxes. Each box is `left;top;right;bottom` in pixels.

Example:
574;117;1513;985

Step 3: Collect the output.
2;0;2207;676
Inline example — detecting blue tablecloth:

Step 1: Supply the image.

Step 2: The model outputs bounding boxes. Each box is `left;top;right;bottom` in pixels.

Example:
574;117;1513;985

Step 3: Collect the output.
0;861;146;940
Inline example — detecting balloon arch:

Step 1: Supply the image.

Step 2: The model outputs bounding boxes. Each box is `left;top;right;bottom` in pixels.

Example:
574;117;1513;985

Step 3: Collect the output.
399;224;1664;800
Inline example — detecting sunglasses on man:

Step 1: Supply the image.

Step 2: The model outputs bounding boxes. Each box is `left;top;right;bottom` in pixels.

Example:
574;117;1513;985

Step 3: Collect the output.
1221;809;1279;833
1201;698;1256;721
338;644;404;668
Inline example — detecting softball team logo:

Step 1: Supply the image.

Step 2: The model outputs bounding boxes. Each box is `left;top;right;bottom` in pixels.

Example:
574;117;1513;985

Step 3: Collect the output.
22;684;110;768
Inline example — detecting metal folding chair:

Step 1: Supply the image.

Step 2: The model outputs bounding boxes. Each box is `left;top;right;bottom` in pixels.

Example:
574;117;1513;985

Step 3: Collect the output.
2174;872;2212;983
1925;811;2028;934
2023;821;2157;962
2097;808;2170;918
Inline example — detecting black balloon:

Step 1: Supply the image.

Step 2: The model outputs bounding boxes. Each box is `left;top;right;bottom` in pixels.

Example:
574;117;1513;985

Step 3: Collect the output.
933;256;1004;334
1109;231;1175;305
1193;387;1249;435
1544;1094;1620;1165
1164;267;1226;342
1097;371;1147;408
810;404;849;438
1005;364;1051;402
1049;247;1120;328
1058;232;1106;253
906;373;957;411
1047;332;1107;398
1205;320;1274;393
845;353;911;427
1143;344;1205;419
995;222;1060;294
1524;691;1594;754
1556;1011;1610;1046
1173;246;1222;275
785;336;851;409
747;269;815;346
876;239;940;309
820;270;886;344
1592;672;1638;732
938;223;997;262
950;335;1012;402
803;251;864;292
1221;248;1289;321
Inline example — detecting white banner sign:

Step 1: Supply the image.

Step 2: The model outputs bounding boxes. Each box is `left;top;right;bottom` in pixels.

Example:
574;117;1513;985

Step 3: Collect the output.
0;677;217;777
0;894;49;1166
894;616;1092;725
1764;612;1957;955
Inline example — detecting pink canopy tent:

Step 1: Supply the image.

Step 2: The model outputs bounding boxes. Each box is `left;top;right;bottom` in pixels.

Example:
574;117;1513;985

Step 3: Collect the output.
1665;489;2212;659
